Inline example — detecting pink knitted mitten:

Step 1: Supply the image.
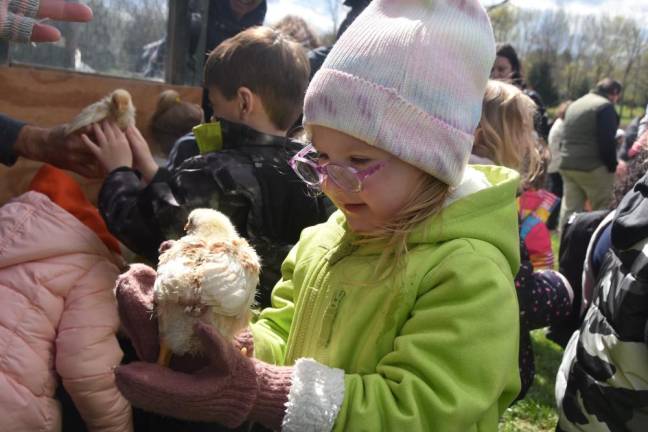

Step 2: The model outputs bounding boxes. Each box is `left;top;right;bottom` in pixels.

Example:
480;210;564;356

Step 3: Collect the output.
115;323;292;430
116;263;159;362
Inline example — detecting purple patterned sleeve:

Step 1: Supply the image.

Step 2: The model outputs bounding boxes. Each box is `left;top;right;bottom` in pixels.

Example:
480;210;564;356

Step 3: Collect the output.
1;0;40;43
8;0;40;17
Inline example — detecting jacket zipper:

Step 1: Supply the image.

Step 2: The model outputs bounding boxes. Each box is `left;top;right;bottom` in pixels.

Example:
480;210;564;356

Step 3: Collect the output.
319;290;346;348
285;239;356;363
285;251;330;363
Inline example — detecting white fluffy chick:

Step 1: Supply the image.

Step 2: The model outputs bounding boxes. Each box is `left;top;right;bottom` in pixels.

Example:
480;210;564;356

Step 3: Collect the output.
154;208;260;365
65;88;136;135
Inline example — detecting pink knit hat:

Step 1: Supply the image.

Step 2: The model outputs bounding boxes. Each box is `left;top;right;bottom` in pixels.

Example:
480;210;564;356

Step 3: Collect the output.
303;0;496;186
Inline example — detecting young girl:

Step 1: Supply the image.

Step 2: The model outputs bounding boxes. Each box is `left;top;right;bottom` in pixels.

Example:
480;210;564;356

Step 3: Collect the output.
113;1;521;430
474;80;557;269
472;80;573;399
0;165;131;431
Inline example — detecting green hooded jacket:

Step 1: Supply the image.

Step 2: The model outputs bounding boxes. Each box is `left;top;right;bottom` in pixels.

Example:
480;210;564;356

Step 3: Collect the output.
252;165;521;431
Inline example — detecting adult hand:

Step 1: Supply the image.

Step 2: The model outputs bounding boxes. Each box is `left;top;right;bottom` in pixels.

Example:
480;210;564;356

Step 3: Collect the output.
115;322;291;430
125;125;159;184
13;122;102;178
82;121;133;174
0;0;93;43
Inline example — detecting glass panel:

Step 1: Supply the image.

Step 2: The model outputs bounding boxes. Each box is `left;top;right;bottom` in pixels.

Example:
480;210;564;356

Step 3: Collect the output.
9;0;168;81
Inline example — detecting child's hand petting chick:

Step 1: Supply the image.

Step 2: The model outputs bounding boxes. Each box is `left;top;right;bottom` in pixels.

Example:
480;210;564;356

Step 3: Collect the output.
82;120;132;175
125;125;160;183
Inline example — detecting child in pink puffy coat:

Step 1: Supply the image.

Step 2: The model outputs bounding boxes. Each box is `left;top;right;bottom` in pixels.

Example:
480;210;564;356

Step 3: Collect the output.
0;165;132;432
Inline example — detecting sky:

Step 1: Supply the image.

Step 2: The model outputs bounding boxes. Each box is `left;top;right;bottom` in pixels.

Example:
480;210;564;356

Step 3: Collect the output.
265;0;648;35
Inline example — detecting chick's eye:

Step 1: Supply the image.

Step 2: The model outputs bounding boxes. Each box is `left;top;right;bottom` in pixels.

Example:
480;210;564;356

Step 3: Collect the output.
350;156;371;165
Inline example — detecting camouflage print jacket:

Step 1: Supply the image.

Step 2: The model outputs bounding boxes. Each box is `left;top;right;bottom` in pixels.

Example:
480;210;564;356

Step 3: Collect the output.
556;172;648;431
99;125;332;308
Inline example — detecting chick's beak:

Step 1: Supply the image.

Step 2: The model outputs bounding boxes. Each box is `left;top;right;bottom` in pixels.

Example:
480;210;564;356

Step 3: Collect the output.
112;92;131;113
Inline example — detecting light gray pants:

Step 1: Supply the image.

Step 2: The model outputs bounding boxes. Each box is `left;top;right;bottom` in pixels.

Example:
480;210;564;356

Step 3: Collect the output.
558;166;614;230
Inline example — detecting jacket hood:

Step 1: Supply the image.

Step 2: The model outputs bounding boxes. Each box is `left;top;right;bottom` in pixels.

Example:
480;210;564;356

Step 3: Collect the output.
0;192;119;268
331;165;521;276
410;165;520;274
612;171;648;250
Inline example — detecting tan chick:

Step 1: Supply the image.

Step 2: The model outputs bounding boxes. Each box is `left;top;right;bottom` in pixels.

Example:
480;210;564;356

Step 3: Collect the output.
154;208;260;366
65;88;136;135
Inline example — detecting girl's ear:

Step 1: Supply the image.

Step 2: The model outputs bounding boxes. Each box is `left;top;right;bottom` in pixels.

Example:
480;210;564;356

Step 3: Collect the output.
236;87;255;121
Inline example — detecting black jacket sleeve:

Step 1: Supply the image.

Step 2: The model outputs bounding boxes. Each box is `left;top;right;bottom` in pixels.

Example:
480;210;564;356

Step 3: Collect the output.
98;167;192;263
99;157;234;264
596;104;619;172
0;114;26;166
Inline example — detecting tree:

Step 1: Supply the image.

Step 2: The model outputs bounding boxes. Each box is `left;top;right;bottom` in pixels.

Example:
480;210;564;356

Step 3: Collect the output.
527;58;559;106
325;0;341;36
488;5;648;109
489;3;517;43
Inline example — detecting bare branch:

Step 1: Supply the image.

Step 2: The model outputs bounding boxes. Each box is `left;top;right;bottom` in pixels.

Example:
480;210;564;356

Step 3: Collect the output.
487;0;510;12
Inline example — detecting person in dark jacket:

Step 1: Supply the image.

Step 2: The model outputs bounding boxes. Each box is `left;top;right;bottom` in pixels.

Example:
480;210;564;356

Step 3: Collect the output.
85;27;330;308
619;115;641;162
138;1;266;120
555;167;648;432
307;0;371;79
490;43;550;141
558;78;622;229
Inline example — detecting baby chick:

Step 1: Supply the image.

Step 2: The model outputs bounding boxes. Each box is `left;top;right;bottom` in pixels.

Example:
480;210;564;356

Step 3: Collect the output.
65;89;136;135
154;209;260;365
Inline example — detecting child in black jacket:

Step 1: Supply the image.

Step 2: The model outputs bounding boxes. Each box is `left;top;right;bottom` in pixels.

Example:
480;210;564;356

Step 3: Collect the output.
85;26;330;308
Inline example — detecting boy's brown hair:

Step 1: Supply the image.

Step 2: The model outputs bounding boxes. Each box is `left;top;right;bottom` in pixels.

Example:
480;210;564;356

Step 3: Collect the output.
204;26;310;131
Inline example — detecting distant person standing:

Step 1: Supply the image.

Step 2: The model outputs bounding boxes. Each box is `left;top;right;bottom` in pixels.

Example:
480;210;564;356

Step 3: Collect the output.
138;0;266;121
547;101;572;195
490;43;550;140
545;100;572;230
201;0;266;121
558;78;622;229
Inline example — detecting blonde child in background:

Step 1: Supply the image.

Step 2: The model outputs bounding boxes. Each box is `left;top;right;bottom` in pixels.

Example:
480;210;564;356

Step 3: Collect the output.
474;80;557;269
472;79;574;400
113;1;522;430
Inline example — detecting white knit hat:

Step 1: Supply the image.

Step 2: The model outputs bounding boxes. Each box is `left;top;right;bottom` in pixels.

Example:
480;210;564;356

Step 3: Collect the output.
303;0;496;186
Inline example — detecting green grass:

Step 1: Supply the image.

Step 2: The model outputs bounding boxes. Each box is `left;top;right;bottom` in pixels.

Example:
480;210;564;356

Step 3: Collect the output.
619;105;645;128
499;330;564;431
499;232;564;431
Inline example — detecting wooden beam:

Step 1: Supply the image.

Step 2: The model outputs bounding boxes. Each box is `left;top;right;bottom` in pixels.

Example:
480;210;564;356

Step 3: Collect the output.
0;64;201;143
166;0;191;85
190;0;210;86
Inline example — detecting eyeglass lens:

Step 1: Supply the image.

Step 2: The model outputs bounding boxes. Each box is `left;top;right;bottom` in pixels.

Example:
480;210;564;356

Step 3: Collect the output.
326;165;361;192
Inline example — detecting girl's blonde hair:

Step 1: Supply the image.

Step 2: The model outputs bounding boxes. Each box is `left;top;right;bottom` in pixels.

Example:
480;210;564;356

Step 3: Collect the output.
356;173;450;280
473;80;542;186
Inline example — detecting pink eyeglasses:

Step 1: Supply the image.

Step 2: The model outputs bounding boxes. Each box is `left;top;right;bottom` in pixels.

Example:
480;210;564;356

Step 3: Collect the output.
289;144;386;193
